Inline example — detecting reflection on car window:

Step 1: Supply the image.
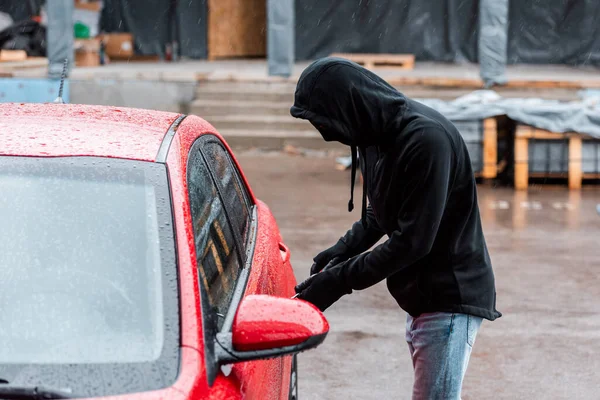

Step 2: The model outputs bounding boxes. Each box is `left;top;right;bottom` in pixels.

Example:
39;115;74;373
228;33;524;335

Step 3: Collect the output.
188;148;241;328
203;142;252;245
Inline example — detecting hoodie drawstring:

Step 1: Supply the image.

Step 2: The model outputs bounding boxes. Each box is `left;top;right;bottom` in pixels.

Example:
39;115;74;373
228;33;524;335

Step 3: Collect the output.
360;150;368;227
348;145;357;212
348;146;368;227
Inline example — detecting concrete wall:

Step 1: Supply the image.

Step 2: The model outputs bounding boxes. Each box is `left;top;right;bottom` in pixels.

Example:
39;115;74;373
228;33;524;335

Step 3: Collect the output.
70;79;196;113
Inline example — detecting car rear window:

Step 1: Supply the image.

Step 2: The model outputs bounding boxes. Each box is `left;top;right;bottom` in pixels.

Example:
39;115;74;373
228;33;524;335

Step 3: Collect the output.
0;156;179;398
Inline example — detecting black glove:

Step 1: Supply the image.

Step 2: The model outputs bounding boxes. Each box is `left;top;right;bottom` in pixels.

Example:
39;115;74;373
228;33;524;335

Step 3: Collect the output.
294;263;352;311
311;241;352;275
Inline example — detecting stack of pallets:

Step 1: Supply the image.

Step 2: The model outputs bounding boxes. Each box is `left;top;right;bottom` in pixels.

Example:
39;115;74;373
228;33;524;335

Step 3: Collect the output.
514;124;600;190
0;50;48;77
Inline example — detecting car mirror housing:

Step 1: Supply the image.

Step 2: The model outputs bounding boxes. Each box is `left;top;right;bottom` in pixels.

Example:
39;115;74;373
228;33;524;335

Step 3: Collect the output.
214;295;329;365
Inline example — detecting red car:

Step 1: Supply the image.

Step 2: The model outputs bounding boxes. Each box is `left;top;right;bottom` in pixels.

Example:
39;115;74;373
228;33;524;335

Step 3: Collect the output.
0;103;329;400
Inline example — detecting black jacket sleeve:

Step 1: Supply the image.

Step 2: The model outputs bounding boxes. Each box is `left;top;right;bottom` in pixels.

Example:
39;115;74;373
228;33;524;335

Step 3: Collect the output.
341;128;454;290
337;205;385;257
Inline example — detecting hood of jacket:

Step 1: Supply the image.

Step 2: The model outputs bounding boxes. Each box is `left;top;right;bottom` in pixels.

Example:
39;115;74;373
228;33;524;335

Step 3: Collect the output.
290;57;408;223
290;57;407;147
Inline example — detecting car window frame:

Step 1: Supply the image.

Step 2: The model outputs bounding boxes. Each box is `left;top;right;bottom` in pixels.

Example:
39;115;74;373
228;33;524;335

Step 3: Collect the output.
186;134;259;385
199;135;256;326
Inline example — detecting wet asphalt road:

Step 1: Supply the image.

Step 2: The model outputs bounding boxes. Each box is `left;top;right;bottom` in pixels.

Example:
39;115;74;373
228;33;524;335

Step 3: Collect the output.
237;152;600;400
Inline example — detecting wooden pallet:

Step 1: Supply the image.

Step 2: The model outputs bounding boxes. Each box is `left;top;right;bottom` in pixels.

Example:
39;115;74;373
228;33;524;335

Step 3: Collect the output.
514;125;600;190
0;57;48;70
0;50;27;62
475;118;498;179
331;53;415;70
384;76;600;90
0;57;48;77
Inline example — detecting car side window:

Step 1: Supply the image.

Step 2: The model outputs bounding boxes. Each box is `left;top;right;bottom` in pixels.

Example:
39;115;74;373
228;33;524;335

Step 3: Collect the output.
202;141;252;245
187;146;242;328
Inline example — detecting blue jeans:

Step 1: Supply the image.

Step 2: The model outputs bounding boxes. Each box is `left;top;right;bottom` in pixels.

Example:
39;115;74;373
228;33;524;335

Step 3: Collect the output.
405;312;483;400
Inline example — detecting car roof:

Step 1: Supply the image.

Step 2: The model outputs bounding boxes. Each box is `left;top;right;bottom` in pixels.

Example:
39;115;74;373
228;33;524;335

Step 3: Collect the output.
0;103;181;161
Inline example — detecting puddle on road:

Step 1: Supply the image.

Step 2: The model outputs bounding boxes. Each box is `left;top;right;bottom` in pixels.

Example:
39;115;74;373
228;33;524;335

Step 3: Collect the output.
479;189;587;230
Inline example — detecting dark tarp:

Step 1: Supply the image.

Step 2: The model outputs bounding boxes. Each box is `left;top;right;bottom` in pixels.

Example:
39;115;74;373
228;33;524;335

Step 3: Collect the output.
100;0;207;59
176;0;207;59
508;0;600;66
268;0;294;77
294;0;600;80
0;0;43;21
100;0;173;57
294;0;479;62
0;20;46;56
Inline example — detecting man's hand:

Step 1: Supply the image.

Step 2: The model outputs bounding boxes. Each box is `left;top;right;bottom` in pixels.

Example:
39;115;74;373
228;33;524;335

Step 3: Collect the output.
311;241;352;275
294;263;352;311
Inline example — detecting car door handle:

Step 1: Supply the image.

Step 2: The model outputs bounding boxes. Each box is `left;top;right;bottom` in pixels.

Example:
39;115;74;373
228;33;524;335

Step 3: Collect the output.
278;241;291;264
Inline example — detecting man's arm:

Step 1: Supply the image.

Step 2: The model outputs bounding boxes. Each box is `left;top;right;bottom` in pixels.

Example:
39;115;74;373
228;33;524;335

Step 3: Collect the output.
339;205;385;255
342;128;454;290
311;205;384;274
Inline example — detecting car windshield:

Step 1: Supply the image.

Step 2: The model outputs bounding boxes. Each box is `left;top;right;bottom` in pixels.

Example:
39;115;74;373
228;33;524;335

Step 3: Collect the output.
0;156;180;397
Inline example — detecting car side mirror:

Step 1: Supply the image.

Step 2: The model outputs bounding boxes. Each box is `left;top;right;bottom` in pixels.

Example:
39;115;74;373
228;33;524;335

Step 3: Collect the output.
215;294;329;365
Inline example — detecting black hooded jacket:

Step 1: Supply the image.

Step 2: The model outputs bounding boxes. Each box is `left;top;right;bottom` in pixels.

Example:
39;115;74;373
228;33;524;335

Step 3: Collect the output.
291;57;501;321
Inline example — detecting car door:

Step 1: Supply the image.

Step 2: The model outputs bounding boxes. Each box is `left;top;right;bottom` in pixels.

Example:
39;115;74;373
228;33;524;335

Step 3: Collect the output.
186;134;293;400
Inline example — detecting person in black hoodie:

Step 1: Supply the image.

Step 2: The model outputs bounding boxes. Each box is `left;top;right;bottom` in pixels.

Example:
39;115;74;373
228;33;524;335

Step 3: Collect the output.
291;57;501;400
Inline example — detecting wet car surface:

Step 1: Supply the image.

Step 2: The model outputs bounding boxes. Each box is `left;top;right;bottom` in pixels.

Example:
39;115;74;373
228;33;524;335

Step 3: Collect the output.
0;104;328;400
